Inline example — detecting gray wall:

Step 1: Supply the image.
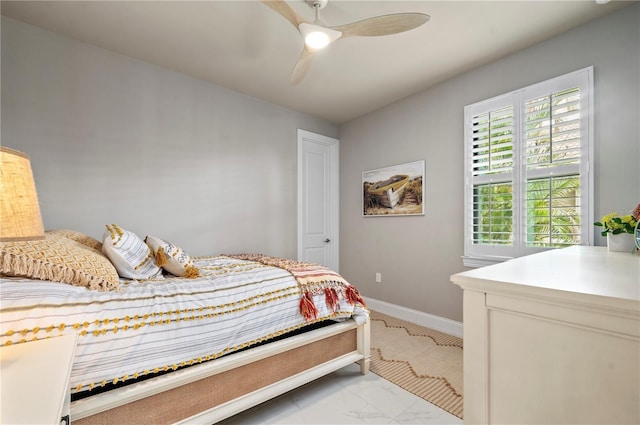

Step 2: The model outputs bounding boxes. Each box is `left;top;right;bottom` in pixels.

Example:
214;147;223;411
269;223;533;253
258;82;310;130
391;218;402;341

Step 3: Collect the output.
1;16;338;257
339;3;640;322
2;5;639;324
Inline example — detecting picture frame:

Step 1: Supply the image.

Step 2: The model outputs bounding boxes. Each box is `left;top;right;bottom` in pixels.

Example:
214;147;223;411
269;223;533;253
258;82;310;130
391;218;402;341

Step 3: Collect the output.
362;160;425;217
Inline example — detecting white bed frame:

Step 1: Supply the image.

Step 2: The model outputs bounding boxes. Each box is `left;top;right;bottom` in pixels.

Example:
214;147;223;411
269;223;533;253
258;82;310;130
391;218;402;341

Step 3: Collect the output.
71;318;370;424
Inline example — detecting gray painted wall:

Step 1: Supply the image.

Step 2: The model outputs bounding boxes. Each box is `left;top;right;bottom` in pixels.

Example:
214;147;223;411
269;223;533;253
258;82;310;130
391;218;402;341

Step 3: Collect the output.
1;16;338;257
2;5;638;324
339;3;639;322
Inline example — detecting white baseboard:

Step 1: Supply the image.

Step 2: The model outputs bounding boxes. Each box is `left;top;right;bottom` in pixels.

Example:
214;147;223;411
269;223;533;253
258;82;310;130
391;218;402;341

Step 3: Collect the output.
364;297;463;339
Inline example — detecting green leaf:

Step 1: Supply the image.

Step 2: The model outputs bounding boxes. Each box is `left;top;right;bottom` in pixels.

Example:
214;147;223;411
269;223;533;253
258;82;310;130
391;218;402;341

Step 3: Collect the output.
594;222;602;226
601;231;608;237
612;229;623;235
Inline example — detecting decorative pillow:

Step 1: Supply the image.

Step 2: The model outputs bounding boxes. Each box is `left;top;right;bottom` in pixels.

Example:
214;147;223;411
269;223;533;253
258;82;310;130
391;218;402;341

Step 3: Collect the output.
102;224;161;280
144;235;199;278
0;233;120;291
46;229;103;251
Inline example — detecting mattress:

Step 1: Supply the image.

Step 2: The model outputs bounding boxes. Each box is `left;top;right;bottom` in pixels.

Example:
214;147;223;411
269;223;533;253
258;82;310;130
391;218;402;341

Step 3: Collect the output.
0;255;368;397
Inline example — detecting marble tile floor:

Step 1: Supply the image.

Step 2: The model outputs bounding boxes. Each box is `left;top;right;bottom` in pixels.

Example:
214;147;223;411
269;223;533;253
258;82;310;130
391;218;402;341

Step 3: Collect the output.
218;363;462;425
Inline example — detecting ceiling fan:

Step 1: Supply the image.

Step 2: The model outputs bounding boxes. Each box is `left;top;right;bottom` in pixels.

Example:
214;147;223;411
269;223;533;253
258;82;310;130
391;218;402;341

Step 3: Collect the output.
263;0;430;85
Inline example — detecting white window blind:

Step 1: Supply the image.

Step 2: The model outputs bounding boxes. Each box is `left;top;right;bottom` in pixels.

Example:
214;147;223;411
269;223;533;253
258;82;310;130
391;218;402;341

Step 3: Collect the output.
524;87;582;248
463;67;593;267
471;105;514;247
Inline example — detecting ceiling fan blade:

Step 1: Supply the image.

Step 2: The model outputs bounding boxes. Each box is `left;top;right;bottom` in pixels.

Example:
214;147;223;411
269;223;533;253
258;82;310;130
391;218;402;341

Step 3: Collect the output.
290;46;315;85
261;0;307;29
331;13;429;38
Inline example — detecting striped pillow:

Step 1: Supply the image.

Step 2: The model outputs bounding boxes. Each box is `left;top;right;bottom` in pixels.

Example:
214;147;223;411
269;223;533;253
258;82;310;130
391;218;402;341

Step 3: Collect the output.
145;235;199;278
102;224;161;280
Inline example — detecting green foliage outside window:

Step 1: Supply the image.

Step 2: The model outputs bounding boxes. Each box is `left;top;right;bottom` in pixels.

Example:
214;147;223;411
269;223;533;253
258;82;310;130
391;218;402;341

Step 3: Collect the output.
474;177;580;248
474;87;582;249
473;183;513;245
526;176;580;247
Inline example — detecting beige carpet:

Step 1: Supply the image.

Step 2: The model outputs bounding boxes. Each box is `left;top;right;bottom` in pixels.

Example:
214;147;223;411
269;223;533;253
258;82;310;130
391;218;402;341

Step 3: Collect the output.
369;310;464;419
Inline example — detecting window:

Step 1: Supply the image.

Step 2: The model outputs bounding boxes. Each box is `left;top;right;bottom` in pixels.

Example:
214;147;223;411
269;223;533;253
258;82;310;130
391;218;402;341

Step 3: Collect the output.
463;67;593;267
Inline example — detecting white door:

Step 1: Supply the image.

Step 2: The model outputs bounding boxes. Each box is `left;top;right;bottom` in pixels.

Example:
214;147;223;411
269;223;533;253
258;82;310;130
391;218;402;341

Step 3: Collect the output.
297;129;339;271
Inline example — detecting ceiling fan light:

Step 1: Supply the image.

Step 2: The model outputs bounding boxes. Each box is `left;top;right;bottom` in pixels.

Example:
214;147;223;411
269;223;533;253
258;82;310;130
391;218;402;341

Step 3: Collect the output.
305;31;330;49
299;23;342;50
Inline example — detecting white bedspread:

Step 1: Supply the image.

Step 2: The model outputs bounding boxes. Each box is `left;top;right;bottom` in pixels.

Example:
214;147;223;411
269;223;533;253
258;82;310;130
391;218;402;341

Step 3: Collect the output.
0;255;368;396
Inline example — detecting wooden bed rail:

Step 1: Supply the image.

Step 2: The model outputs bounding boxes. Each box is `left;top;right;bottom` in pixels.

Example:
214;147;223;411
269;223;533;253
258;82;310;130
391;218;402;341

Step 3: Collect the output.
72;318;370;425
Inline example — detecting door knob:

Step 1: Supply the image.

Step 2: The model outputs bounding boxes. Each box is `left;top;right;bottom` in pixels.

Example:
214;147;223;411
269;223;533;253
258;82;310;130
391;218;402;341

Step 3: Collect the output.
324;238;331;243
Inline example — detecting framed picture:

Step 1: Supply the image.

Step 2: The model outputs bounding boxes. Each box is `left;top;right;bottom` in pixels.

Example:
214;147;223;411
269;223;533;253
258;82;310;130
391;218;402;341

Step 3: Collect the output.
362;160;425;217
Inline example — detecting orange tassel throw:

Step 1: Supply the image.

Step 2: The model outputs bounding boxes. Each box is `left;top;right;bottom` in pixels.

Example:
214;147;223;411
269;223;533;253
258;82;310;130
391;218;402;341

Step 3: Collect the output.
299;292;318;321
226;254;367;321
154;248;168;267
324;287;340;313
345;286;366;307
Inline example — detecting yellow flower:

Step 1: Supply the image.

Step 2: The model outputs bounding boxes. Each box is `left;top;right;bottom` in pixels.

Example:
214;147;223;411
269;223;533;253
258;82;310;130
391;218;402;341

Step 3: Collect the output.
595;210;638;235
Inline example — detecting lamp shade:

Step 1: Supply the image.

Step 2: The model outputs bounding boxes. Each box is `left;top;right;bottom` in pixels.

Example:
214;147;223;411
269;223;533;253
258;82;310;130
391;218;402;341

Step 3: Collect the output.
0;147;45;241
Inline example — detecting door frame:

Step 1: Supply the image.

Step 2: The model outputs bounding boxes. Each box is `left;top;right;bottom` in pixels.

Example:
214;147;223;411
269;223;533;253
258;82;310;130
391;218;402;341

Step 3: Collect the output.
297;129;340;271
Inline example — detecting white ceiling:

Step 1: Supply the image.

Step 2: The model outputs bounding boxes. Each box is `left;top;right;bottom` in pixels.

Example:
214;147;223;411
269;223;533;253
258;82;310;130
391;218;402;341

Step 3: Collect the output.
0;1;630;124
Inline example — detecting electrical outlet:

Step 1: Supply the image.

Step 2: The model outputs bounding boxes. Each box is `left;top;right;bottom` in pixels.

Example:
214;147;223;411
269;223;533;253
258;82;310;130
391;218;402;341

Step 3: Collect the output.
375;273;382;283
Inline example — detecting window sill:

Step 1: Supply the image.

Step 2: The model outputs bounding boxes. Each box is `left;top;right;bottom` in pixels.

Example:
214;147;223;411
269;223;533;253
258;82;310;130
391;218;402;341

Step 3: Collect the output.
462;255;514;268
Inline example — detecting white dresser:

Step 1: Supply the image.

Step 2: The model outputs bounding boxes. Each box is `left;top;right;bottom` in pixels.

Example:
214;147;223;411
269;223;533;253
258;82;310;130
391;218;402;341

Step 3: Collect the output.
451;246;639;424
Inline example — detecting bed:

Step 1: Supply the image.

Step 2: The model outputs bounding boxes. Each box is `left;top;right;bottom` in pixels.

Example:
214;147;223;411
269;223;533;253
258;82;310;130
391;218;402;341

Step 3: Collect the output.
0;229;370;424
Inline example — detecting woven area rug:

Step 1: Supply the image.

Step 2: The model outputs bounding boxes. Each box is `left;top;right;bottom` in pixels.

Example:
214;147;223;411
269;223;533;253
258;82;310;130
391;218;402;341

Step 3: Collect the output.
369;310;464;419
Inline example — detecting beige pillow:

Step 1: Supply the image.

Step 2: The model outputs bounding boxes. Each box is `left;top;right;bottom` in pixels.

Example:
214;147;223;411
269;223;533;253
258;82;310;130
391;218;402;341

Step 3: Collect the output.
102;224;161;280
145;235;199;278
0;233;120;291
46;229;103;251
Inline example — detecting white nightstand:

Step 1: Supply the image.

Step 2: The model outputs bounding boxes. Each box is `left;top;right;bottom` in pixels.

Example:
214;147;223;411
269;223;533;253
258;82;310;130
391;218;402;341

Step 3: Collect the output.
1;334;77;424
